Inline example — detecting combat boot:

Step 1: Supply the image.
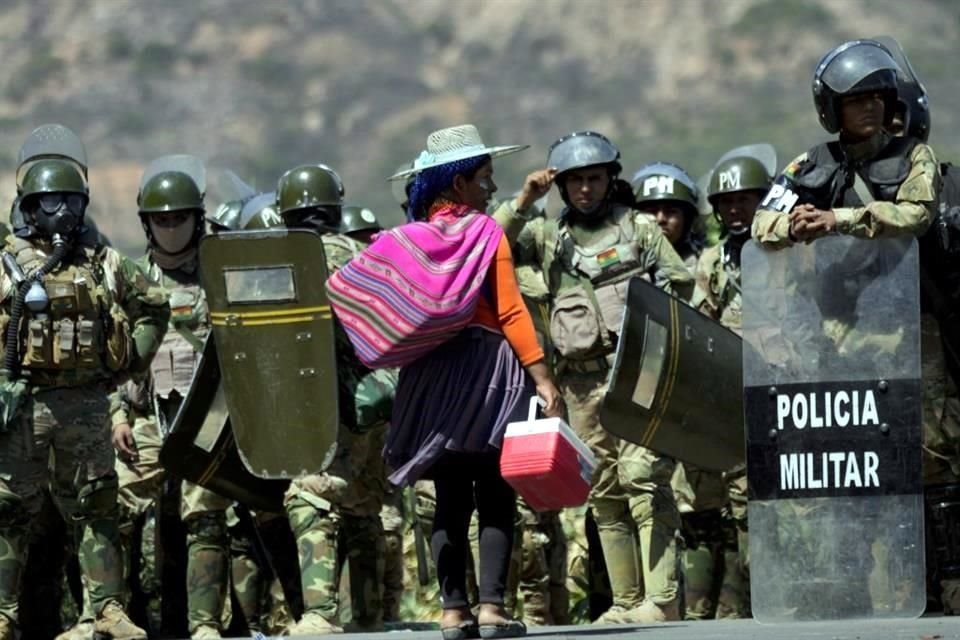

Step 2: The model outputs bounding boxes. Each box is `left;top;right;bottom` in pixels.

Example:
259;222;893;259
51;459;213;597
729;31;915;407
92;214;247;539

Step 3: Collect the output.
55;621;94;640
93;600;147;639
620;598;680;623
288;610;343;635
0;614;14;640
191;624;222;639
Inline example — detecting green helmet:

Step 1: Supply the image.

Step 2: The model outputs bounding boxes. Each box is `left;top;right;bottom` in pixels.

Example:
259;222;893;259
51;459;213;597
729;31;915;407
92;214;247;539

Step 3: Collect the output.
277;164;344;216
707;156;773;204
631;162;698;212
340;205;382;235
242;192;283;230
208;199;243;232
138;170;204;214
20;159;87;200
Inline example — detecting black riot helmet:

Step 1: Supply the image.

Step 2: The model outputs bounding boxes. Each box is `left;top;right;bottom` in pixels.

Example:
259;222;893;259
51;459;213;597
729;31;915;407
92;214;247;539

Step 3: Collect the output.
547;131;622;212
812;39;902;134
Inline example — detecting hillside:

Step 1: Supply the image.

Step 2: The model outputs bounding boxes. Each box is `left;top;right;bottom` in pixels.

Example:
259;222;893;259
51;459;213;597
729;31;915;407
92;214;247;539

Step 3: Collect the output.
0;0;957;252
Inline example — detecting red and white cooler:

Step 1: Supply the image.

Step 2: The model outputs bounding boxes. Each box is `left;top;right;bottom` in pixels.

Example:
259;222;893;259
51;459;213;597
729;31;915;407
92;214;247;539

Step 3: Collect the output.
500;397;597;512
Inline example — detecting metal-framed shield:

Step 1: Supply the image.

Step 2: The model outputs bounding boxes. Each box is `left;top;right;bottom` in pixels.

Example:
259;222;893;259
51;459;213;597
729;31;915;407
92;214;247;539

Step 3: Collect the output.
601;276;744;472
742;236;924;622
159;334;288;512
200;228;338;478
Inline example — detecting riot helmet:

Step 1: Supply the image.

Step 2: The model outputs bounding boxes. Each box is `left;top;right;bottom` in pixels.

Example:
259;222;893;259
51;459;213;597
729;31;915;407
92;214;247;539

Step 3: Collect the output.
18;159;89;238
707;156;772;237
632;162;700;245
276;164;344;231
812;39;901;134
207;199;244;233
340;205;382;236
241;192;283;230
707;156;772;203
138;170;205;258
547;131;622;214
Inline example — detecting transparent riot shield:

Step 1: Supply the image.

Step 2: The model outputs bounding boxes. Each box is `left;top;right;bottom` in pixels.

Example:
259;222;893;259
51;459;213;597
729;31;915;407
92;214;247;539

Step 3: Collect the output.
742;236;924;622
139;154;206;194
16;124;88;185
601;277;744;472
199;228;338;479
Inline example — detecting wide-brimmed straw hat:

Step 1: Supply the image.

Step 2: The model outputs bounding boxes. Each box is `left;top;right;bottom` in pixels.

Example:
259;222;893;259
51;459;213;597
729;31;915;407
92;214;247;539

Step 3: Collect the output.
389;124;527;181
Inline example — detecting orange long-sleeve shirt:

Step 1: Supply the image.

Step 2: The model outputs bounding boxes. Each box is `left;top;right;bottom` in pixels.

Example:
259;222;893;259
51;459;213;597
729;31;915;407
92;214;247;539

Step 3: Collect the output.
470;234;544;366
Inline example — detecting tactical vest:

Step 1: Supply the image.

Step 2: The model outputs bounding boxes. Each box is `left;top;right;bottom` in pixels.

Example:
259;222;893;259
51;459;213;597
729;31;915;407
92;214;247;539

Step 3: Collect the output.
144;260;209;398
545;205;655;361
790;136;918;209
1;238;130;386
705;240;744;335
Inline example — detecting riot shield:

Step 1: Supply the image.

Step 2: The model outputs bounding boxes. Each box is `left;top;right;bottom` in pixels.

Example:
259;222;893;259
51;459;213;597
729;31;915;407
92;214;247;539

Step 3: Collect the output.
601;277;743;471
200;228;338;478
160;334;288;512
16;124;88;186
140;154;206;194
742;236;924;622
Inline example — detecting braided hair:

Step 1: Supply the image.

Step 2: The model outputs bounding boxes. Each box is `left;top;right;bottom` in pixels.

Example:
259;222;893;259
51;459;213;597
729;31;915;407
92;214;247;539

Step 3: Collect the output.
405;154;491;222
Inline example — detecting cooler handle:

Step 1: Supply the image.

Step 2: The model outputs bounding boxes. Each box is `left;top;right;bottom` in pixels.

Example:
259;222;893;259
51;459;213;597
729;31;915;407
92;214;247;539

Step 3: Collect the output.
527;395;547;422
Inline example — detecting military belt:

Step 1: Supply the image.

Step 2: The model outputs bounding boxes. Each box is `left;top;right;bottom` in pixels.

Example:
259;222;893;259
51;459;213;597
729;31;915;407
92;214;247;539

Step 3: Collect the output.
557;353;614;375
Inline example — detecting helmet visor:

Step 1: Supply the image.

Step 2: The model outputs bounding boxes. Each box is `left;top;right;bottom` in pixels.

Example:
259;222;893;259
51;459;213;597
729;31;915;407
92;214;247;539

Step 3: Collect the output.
821;42;900;94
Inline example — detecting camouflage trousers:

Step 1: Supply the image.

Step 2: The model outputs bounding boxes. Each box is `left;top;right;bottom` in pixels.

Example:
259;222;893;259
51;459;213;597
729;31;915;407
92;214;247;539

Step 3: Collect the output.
509;501;569;626
0;383;124;624
921;314;960;614
379;485;404;623
284;424;387;630
561;371;679;609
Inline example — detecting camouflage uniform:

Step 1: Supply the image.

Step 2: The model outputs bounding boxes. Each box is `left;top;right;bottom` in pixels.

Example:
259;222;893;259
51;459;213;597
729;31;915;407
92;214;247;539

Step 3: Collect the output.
284;231;395;634
515;203;693;622
379;485;405;622
492;198;569;625
0;233;168;636
109;255;235;637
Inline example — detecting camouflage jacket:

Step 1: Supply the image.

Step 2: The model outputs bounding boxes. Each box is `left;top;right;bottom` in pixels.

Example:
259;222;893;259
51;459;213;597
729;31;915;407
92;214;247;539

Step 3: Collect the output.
0;235;169;389
514;205;695;301
752;140;939;248
323;232;398;432
110;254;205;425
695;238;744;336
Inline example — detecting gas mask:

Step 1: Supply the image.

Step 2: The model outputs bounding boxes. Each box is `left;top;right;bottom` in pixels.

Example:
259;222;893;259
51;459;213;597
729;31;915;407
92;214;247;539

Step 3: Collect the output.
28;192;86;237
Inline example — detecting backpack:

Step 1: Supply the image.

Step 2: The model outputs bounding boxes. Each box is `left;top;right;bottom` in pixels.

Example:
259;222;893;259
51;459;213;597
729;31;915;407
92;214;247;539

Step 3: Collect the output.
326;207;504;368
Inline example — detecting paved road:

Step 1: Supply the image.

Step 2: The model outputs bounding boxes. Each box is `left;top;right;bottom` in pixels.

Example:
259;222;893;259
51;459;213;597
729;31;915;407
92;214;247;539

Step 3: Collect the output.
223;616;959;640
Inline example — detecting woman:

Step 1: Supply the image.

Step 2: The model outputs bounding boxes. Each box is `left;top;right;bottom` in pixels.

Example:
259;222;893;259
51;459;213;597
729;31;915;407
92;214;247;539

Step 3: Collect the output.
385;125;562;640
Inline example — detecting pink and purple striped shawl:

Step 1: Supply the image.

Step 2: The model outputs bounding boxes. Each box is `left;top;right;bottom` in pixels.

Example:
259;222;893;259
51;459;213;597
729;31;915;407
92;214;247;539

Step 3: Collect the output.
326;204;504;368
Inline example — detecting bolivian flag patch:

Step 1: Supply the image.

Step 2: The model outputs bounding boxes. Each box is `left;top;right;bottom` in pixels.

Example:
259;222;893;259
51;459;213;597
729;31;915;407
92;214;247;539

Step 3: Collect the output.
597;247;621;269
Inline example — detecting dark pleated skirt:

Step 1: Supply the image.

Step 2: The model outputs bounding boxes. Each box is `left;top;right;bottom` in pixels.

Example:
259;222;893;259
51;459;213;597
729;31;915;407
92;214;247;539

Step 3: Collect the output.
385;326;533;486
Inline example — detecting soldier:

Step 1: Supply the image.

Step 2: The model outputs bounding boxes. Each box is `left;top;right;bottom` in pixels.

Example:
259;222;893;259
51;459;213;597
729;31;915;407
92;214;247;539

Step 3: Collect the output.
750;38;938;619
672;153;775;620
514;131;694;623
632;163;704;271
276;165;395;635
0;130;168;639
109;159;235;639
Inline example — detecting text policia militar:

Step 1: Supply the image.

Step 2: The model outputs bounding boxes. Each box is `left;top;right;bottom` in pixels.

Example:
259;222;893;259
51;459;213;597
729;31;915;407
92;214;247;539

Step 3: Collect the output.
775;389;881;491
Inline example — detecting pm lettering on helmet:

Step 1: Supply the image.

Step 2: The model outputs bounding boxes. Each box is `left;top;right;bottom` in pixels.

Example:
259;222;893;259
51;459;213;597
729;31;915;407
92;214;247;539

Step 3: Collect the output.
643;176;674;197
760;183;800;213
718;167;742;192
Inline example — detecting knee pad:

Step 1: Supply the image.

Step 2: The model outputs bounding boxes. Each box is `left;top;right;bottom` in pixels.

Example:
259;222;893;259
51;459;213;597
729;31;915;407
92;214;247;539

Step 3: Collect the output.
74;473;119;523
185;510;228;547
285;494;337;541
591;498;630;529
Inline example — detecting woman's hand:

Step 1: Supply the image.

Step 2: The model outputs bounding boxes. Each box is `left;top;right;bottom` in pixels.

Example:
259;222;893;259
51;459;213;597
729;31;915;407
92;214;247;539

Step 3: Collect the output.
536;380;563;418
526;360;564;418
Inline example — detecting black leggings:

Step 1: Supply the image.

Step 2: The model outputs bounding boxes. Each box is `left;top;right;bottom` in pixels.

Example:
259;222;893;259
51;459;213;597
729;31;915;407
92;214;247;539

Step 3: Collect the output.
431;452;517;609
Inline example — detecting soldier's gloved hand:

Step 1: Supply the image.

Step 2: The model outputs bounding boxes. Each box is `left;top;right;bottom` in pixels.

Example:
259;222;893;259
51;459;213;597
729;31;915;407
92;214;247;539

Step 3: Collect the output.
112;421;139;462
0;376;26;432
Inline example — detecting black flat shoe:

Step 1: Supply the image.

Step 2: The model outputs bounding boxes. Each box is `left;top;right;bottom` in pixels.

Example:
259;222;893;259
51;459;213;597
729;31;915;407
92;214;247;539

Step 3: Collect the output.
479;619;526;639
441;620;480;640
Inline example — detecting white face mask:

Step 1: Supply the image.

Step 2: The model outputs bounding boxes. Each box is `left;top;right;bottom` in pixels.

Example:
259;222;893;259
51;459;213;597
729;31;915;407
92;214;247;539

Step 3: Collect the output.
149;217;196;254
